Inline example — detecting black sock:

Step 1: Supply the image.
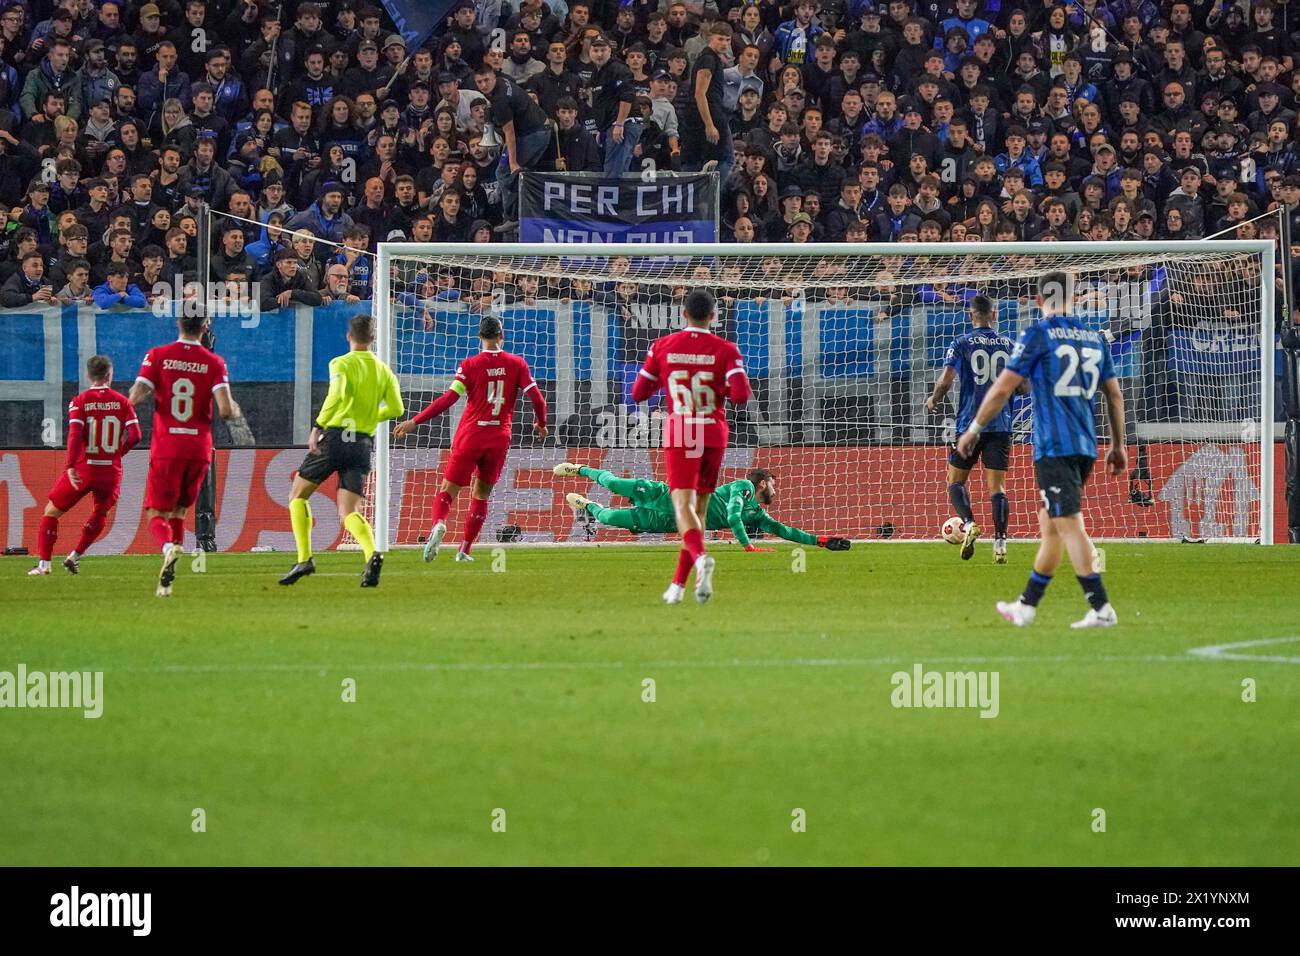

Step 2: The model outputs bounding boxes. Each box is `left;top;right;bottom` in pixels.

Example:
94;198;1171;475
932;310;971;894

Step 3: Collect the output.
1077;574;1109;611
990;492;1009;538
948;482;973;523
1021;570;1052;607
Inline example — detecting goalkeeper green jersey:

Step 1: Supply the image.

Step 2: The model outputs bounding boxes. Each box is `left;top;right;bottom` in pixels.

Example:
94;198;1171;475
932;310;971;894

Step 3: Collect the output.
621;479;817;546
315;349;404;437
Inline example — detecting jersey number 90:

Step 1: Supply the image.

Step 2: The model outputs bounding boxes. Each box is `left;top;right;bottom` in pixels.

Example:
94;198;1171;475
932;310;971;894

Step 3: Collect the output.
970;349;1008;385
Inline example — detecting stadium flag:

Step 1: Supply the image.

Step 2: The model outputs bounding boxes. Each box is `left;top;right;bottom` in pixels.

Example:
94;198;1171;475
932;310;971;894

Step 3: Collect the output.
519;172;719;243
378;0;450;51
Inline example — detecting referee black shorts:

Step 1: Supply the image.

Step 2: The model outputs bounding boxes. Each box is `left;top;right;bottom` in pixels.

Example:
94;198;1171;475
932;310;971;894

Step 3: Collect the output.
1034;454;1095;518
298;427;374;495
948;432;1012;472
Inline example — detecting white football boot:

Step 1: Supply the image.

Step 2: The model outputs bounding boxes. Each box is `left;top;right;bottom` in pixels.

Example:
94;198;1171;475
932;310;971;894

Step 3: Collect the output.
566;492;593;513
662;583;685;605
423;522;447;562
1071;604;1118;629
996;599;1036;627
693;554;716;604
156;542;180;597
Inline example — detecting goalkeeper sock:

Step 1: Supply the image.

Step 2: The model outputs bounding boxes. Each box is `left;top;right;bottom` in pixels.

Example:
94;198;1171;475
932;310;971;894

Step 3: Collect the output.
74;511;107;556
990;492;1009;538
149;516;172;551
38;516;58;562
431;490;453;526
948;483;974;523
673;548;693;586
461;497;489;554
169;517;185;546
1020;570;1052;607
289;498;313;563
344;512;376;562
682;527;705;562
1077;574;1109;612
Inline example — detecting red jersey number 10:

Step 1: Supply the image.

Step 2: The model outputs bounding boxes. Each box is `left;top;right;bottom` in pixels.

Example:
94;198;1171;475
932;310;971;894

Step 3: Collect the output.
85;417;122;454
667;370;716;416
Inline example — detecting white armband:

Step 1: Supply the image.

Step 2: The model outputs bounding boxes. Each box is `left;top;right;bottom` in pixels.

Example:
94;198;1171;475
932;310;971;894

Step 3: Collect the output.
967;421;984;436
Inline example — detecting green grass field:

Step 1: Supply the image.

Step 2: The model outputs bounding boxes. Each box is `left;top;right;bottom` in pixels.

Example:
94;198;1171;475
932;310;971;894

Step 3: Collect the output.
2;542;1297;866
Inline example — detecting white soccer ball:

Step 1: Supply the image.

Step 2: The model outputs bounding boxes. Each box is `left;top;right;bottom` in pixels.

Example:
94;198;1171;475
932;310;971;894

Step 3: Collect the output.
941;516;965;545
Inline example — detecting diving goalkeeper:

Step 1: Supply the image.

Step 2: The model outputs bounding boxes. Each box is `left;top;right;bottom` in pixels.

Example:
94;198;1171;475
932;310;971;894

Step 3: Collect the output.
554;463;851;551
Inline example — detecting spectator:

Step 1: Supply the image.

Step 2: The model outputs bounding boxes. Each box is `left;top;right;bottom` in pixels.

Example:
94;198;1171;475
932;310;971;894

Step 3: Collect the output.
1;251;55;306
552;95;601;172
210;222;254;280
55;256;93;305
260;247;325;311
681;22;734;178
92;261;146;309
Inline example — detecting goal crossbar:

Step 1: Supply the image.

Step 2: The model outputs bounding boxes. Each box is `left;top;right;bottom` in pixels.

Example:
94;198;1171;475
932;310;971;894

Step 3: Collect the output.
374;240;1276;548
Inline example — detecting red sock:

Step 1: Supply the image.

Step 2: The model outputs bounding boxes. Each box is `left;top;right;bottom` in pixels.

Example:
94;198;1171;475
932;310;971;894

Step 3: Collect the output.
682;528;705;562
38;516;58;561
673;547;693;586
431;490;453;525
74;511;107;555
149;516;172;550
462;497;489;554
169;517;185;545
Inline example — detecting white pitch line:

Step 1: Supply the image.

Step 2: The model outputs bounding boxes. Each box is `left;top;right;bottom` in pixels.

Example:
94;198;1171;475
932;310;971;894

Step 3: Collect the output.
115;653;1200;675
1185;635;1300;664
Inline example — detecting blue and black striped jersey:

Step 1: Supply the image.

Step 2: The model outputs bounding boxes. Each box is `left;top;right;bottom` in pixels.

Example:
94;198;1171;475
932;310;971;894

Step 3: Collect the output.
943;327;1016;434
1007;314;1115;461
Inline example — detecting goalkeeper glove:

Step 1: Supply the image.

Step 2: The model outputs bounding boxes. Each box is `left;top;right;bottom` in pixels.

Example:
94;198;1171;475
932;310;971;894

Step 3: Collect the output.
744;544;776;552
818;536;851;551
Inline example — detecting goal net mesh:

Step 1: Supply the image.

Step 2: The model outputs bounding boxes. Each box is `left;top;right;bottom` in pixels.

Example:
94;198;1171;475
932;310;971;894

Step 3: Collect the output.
367;244;1268;547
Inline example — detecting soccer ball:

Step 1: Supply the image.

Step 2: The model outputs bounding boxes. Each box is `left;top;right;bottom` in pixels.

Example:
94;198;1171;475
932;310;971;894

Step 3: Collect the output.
941;516;965;545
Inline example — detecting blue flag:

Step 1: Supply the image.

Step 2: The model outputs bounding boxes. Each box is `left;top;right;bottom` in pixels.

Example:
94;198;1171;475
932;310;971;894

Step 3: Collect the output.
378;0;455;51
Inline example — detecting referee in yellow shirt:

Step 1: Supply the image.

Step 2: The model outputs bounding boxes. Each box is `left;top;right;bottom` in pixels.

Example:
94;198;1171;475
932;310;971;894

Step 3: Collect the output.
281;314;404;588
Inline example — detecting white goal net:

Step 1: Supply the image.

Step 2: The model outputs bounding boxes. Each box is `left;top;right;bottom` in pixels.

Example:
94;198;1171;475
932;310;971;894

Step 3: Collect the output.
367;241;1277;549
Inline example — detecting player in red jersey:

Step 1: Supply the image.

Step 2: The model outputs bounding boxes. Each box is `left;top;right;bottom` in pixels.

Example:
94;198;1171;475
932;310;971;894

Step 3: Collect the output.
631;288;751;605
129;315;243;597
28;355;141;576
393;315;548;561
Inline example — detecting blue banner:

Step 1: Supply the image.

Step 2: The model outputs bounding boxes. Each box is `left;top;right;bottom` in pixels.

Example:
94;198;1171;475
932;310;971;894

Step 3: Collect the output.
519;171;719;244
1171;326;1261;377
378;0;451;52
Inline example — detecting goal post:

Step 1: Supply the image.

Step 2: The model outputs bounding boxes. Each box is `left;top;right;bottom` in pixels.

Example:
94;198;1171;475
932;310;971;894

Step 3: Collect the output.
373;240;1278;549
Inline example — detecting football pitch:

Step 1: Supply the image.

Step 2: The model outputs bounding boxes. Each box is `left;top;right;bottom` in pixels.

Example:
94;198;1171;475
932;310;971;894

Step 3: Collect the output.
2;543;1297;867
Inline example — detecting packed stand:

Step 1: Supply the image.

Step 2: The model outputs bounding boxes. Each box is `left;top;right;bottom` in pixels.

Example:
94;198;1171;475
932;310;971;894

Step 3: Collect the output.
0;0;1294;312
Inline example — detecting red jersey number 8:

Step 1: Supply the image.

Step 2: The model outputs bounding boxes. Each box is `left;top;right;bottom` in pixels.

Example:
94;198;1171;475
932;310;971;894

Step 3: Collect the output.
667;370;716;416
171;378;195;422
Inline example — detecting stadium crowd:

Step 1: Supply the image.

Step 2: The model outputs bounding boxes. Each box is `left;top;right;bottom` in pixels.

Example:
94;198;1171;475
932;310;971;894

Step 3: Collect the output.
0;0;1296;310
